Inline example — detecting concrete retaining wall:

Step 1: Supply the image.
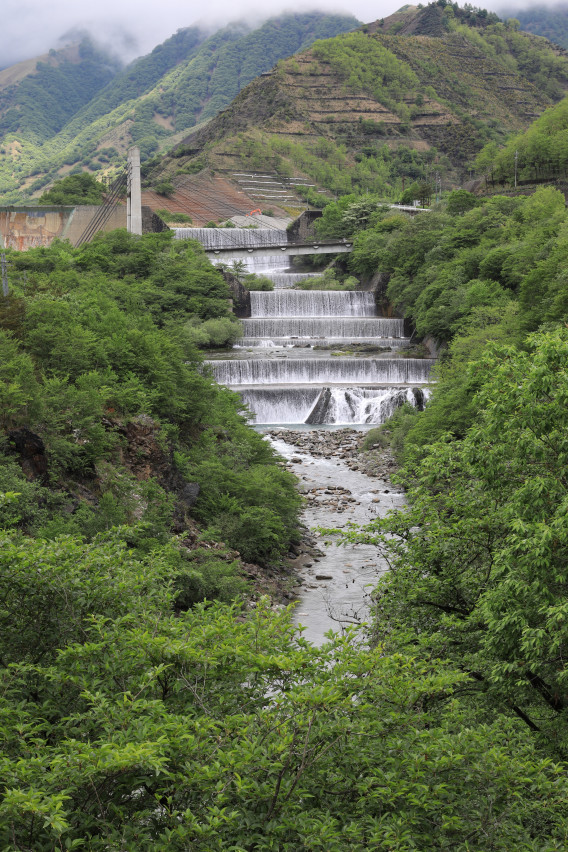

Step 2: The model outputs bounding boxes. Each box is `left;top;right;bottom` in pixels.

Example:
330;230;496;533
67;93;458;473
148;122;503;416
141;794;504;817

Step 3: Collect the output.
0;205;127;251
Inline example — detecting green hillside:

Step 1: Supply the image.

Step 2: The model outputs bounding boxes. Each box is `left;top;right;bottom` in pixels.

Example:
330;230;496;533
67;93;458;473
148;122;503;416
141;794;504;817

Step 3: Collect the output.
474;91;568;184
147;1;568;202
0;39;120;142
0;13;359;204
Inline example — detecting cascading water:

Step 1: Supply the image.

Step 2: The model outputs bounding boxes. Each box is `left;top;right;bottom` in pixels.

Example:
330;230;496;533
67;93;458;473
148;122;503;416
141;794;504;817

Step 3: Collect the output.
174;227;318;287
250;291;378;317
240;387;428;425
183;224;434;425
209;358;435;385
241;318;404;339
174;227;289;248
268;273;321;289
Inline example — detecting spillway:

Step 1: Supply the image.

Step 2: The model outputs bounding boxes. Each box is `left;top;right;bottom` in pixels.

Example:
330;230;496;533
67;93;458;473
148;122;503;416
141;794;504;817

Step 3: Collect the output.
249;291;378;318
209;358;434;385
241;318;404;339
174;227;288;248
240;387;428;425
190;224;433;424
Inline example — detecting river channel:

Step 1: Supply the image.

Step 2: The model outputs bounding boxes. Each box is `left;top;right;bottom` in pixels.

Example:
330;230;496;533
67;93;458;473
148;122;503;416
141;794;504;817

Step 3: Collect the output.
266;429;405;645
174;225;432;645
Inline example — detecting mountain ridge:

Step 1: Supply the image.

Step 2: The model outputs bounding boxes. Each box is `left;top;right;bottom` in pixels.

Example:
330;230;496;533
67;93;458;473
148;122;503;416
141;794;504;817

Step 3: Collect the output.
0;12;359;204
144;3;568;203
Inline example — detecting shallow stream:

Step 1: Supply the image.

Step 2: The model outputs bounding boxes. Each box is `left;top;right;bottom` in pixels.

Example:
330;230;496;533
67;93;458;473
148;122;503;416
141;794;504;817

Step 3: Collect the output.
267;431;404;646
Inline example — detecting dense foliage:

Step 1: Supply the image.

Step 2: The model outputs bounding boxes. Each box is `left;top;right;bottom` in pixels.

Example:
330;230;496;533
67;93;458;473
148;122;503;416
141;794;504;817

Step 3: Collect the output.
475;95;568;184
317;172;568;797
342;329;568;750
2;540;568;849
0;230;300;570
302;187;566;454
37;172;106;205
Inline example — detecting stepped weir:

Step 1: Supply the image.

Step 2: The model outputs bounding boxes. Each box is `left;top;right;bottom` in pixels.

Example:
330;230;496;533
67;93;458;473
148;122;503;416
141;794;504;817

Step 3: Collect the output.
198;227;434;425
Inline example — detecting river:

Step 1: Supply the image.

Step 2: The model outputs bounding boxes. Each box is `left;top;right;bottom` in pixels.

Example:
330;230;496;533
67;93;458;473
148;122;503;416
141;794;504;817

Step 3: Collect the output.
263;428;405;645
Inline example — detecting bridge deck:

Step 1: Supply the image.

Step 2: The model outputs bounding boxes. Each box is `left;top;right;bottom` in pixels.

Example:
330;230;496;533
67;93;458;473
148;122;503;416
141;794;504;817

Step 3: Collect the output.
204;240;352;259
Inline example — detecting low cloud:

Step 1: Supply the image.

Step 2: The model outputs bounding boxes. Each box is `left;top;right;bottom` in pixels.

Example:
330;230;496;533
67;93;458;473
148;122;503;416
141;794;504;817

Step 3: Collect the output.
3;0;546;71
2;0;386;68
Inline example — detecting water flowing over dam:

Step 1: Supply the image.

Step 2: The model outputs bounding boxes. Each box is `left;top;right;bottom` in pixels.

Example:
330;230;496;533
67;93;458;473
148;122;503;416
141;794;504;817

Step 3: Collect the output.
187;223;434;425
206;259;432;422
209;358;434;385
197;223;434;641
175;227;289;248
249;291;379;317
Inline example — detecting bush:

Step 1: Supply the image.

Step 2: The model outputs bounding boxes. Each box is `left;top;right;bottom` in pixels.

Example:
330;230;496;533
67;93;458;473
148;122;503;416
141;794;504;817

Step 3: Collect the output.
154;180;175;197
242;274;274;291
184;316;242;347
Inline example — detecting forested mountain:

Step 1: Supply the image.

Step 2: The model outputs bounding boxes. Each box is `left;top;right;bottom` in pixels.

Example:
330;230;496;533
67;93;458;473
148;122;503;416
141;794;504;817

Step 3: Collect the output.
146;1;568;201
0;39;121;142
0;12;358;204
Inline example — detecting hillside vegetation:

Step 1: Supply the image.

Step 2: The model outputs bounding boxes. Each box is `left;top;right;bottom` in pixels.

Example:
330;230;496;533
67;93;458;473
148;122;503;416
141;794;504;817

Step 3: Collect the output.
3;195;568;848
147;1;568;201
0;13;358;204
474;92;568;185
0;39;120;142
0;230;300;571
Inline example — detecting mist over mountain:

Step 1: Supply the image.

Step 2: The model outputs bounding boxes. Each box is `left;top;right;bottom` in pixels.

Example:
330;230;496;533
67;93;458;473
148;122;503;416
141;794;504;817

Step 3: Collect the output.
0;0;392;70
499;2;568;48
0;12;359;203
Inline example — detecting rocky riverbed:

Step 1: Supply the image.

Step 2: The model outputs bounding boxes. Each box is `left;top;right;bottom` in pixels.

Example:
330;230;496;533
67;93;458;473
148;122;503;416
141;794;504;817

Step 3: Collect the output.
263;428;404;645
266;427;398;478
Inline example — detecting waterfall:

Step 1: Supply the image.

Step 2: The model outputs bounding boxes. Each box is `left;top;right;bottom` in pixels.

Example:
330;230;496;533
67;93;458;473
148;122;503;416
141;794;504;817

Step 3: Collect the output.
250;291;378;318
268;273;321;289
235;337;410;348
240;387;428;425
189;224;434;425
174;227;288;249
207;358;435;385
241;318;405;339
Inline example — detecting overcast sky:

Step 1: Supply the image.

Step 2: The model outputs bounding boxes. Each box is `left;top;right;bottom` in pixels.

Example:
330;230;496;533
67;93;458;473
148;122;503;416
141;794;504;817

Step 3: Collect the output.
1;0;559;70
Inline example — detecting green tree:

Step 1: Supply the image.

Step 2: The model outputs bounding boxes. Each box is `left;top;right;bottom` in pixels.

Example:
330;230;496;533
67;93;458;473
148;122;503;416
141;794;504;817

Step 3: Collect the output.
340;329;568;748
2;553;568;850
37;173;106;205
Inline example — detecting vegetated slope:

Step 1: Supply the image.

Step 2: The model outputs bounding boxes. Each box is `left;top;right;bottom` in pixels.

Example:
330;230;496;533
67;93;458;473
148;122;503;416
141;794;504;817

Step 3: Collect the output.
0;38;120;144
0;13;358;204
474;93;568;184
504;3;568;50
0;229;301;573
147;2;568;201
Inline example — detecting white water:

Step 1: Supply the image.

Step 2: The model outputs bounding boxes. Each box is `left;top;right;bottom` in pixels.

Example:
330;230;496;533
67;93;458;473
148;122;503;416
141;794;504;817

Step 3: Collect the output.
195;226;433;425
208;358;435;385
268;273;321;289
235;337;409;348
250;290;377;317
241;318;405;338
174;227;288;248
244;387;427;424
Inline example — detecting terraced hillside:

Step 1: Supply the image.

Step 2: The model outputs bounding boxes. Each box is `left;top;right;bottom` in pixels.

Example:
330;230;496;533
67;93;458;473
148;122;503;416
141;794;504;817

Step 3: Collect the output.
146;3;568;200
